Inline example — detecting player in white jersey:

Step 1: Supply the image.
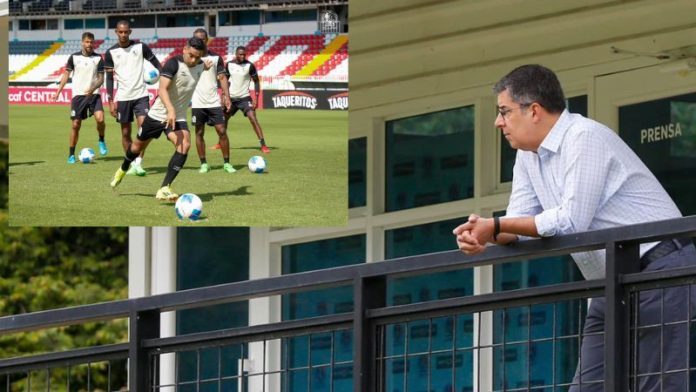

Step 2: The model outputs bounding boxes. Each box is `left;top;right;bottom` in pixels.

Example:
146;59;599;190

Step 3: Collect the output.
53;32;107;164
190;28;235;174
225;46;270;154
104;19;161;176
110;37;212;201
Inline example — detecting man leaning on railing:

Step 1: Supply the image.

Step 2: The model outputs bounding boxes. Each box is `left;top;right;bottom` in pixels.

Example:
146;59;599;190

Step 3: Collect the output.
453;64;696;392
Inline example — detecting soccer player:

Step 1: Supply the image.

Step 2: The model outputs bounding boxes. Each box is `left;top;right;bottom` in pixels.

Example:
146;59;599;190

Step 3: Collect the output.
225;46;270;154
190;28;235;174
104;19;161;176
53;32;107;163
110;37;212;201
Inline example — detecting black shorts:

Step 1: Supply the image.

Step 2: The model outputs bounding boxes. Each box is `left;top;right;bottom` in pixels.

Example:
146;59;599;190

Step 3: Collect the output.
192;107;225;126
117;96;150;124
70;94;103;120
226;97;254;118
137;116;189;141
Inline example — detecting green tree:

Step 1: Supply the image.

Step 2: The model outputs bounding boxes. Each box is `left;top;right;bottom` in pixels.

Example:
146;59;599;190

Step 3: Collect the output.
1;141;129;391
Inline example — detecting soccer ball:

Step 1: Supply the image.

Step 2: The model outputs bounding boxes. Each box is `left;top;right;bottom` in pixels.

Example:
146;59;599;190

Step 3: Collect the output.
175;193;203;221
143;67;160;85
248;156;266;173
78;147;95;163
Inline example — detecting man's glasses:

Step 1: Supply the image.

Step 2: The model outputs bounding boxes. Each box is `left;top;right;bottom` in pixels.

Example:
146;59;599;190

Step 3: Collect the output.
496;103;532;119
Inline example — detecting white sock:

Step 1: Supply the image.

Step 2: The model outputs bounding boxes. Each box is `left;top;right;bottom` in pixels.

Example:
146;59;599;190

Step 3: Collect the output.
134;157;142;166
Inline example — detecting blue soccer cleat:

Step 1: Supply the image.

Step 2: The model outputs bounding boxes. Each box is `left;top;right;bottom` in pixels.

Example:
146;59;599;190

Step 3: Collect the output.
98;141;108;156
67;155;76;164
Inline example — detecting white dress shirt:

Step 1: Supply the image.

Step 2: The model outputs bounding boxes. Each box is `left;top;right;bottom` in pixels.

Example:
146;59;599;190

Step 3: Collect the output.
505;110;682;279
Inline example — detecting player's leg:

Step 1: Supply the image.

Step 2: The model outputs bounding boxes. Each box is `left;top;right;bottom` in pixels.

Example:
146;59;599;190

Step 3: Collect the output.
192;109;209;173
157;126;191;200
213;122;235;173
111;116;158;188
68;118;82;164
195;124;210;173
245;108;269;154
92;96;108;156
132;113;147;174
94;110;108;156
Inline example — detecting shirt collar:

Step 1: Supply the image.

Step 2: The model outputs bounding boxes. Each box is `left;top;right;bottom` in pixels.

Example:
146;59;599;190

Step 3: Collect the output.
538;109;571;157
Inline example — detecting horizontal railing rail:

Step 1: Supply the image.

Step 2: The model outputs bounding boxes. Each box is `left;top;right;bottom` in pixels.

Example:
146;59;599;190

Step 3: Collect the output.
0;215;694;391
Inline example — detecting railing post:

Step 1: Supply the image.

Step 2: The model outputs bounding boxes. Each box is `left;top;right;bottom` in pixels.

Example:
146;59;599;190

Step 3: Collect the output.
129;309;160;392
353;276;386;392
605;240;639;391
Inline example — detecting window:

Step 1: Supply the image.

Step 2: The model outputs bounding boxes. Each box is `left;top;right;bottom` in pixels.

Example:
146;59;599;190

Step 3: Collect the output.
156;13;205;28
64;19;84;30
18;20;29;30
500;95;588;183
46;19;58;30
282;235;365;391
619;92;696;217
108;15;155;29
219;10;260;26
85;19;105;29
176;228;250;390
265;9;317;23
383;217;475;391
348;137;366;208
385;106;475;212
491;210;584;390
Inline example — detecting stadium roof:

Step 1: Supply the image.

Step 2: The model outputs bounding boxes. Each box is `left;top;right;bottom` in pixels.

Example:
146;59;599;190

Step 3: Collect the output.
10;0;346;17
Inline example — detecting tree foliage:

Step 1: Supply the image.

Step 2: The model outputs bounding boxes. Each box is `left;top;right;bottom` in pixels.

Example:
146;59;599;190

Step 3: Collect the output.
1;141;130;390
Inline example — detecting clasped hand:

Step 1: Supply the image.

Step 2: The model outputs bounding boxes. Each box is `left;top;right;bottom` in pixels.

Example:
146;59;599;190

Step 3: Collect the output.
452;214;495;255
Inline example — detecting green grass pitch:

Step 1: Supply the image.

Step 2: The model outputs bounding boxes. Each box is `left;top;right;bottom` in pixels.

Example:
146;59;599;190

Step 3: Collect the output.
9;105;348;226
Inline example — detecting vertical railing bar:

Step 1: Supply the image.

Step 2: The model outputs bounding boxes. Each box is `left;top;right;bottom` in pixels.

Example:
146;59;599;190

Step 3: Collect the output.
451;315;457;392
403;322;408;392
329;331;334;392
502;308;507;392
527;304;531;391
196;349;201;392
308;333;312;391
427;317;432;392
262;339;266;392
217;346;222;392
660;286;665;392
605;240;639;391
552;302;556;389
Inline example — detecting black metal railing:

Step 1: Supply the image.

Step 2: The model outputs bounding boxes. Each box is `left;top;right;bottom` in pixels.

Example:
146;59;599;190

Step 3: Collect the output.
1;216;695;391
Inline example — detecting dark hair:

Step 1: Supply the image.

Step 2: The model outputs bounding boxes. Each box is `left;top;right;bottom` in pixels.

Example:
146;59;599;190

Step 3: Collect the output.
81;32;95;41
493;64;566;113
235;46;246;53
115;20;130;29
193;28;208;40
187;37;207;51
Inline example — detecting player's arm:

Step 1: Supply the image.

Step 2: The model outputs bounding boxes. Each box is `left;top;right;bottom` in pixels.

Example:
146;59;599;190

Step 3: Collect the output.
251;70;261;110
86;58;105;96
53;69;71;102
53;56;74;101
104;50;117;117
143;44;162;70
158;57;179;129
216;57;231;110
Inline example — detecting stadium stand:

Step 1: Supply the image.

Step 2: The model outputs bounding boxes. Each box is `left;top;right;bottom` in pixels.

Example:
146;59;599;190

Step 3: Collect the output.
9;34;348;83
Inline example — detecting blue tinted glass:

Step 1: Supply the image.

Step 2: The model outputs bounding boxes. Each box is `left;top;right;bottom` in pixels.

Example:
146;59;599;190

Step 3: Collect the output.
618;92;696;217
282;235;364;391
348;137;366;208
85;18;105;29
64;19;83;30
386;106;475;211
384;217;474;391
176;228;250;387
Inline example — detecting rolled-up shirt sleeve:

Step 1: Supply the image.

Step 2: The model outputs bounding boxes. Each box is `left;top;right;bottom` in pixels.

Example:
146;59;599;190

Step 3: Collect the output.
505;151;543;241
534;128;610;237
